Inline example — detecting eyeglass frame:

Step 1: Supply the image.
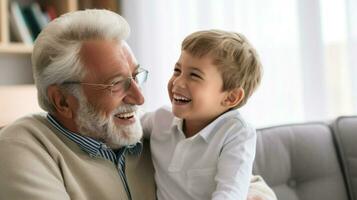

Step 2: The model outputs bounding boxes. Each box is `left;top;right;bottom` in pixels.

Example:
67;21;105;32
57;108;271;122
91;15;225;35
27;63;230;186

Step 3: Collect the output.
62;65;148;95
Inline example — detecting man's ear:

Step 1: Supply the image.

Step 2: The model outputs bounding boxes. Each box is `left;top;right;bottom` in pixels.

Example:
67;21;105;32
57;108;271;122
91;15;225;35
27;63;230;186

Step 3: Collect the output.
222;87;245;108
47;85;74;118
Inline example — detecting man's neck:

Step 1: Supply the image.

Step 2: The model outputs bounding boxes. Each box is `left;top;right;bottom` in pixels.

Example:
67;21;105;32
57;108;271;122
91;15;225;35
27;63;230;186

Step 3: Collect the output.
50;112;79;133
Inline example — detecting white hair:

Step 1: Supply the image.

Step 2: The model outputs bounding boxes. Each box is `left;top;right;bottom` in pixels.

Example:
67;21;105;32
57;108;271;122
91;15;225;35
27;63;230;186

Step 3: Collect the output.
32;9;131;112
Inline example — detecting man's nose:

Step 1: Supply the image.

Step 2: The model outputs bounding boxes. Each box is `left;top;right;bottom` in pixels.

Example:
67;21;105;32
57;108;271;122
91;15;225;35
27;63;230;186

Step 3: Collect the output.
123;81;145;105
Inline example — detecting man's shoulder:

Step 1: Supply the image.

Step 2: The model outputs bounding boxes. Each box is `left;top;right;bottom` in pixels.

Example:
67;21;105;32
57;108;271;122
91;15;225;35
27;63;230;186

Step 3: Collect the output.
0;113;53;142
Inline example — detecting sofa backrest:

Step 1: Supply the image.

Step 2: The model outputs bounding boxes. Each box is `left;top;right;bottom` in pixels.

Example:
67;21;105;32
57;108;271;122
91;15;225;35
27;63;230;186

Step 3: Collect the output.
253;122;349;200
333;116;357;200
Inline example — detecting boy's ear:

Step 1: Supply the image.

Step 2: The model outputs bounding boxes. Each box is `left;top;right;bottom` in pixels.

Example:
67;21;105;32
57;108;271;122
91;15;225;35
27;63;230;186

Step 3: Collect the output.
47;85;74;118
222;87;245;108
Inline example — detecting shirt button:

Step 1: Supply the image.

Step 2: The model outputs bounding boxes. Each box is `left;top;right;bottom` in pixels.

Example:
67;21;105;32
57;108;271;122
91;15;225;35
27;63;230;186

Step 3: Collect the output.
100;143;107;149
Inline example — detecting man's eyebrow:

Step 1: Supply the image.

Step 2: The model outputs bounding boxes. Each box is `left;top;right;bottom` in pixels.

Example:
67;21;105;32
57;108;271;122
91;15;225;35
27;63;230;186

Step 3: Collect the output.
104;74;126;84
133;64;140;73
103;64;140;83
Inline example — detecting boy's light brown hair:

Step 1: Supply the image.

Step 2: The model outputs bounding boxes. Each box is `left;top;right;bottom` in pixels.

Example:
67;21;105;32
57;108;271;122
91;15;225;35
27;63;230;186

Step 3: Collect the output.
182;29;262;109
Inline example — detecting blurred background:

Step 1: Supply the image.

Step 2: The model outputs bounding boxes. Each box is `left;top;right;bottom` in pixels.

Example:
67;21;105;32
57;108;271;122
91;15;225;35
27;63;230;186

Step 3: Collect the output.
0;0;356;127
122;0;357;127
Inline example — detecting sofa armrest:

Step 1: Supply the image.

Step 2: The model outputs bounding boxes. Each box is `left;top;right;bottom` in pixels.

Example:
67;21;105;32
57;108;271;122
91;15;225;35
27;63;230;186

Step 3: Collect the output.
253;122;348;200
332;116;357;200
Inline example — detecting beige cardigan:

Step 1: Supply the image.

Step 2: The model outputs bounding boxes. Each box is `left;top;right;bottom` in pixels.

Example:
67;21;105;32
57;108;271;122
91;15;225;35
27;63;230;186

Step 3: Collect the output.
0;114;155;200
0;114;276;200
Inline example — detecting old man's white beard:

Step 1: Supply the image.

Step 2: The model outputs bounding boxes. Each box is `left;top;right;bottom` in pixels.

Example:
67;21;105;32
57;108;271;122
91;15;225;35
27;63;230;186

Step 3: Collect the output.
75;96;143;149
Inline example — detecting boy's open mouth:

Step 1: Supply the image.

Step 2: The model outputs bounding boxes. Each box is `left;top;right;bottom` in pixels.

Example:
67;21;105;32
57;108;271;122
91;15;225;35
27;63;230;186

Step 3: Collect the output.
173;94;192;104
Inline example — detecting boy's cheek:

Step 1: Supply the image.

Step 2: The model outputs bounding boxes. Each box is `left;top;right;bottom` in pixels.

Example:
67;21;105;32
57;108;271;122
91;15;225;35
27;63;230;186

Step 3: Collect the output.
167;78;174;96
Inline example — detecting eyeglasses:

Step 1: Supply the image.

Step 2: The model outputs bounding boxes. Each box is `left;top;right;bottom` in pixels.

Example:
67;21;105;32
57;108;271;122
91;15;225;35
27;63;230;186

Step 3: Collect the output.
62;67;148;95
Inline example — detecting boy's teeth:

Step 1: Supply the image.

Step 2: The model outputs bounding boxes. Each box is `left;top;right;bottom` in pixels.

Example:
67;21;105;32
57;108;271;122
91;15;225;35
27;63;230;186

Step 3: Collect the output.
115;112;135;119
173;94;191;103
173;94;190;101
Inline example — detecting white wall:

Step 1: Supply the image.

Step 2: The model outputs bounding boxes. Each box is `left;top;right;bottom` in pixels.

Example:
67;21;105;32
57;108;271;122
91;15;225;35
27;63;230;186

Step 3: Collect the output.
0;54;33;85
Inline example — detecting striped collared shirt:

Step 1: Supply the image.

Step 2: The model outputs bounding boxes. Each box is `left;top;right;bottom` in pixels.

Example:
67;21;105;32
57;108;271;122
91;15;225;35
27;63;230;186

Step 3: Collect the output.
47;114;142;200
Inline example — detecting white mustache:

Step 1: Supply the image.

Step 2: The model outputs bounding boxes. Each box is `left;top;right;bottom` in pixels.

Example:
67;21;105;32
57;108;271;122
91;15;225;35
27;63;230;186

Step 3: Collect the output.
113;104;138;115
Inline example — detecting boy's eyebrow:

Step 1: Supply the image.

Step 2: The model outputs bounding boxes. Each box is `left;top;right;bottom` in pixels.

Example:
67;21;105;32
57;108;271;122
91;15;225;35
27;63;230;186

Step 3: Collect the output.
175;62;205;76
188;67;205;76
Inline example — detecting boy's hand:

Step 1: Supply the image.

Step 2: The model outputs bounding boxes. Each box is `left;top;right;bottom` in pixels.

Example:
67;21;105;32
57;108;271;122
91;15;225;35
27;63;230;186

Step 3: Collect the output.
247;195;263;200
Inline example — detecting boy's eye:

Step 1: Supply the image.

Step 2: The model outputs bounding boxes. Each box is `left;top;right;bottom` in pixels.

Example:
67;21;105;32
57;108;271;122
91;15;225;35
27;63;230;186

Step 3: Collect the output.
190;73;202;79
173;68;181;75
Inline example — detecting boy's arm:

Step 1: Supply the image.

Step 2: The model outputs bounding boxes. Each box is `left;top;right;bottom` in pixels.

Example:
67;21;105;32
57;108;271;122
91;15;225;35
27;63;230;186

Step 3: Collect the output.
139;109;155;138
247;175;277;200
211;127;256;200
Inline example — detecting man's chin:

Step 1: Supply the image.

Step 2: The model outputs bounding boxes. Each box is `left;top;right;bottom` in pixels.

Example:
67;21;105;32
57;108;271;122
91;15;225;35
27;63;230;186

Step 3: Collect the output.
105;122;143;148
106;133;142;149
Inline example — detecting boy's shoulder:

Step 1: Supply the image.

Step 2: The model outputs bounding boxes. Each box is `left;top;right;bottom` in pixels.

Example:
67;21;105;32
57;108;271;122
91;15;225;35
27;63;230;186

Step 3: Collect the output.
219;109;250;127
148;106;176;126
141;106;177;134
216;110;256;139
154;106;174;117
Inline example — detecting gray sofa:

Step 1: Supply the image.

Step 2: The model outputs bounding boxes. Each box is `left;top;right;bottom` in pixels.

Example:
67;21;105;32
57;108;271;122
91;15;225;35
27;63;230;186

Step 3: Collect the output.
1;114;355;199
253;116;357;200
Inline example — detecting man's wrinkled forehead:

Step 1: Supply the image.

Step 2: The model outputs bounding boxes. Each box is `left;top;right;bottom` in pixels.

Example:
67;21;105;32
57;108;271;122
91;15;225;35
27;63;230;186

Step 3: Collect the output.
121;41;137;64
80;40;134;66
79;40;136;81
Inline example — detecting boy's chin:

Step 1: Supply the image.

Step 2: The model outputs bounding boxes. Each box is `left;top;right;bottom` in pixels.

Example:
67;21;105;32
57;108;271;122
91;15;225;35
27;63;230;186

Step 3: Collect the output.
171;107;186;119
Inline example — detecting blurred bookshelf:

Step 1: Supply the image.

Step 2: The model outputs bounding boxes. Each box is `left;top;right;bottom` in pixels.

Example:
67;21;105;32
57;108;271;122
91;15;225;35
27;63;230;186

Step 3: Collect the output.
0;43;33;54
0;0;119;54
0;0;120;125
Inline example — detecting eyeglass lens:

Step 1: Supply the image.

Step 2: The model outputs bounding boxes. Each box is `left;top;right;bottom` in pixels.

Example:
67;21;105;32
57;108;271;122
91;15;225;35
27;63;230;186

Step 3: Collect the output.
119;70;148;93
134;70;148;85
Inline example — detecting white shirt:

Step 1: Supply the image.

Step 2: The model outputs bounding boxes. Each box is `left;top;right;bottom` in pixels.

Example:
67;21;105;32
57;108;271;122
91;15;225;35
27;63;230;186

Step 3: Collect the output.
141;106;256;200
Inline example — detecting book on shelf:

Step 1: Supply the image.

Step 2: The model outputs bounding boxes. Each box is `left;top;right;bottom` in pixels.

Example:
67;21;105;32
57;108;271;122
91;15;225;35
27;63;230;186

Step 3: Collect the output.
29;2;49;30
9;1;33;44
44;5;58;21
22;5;42;40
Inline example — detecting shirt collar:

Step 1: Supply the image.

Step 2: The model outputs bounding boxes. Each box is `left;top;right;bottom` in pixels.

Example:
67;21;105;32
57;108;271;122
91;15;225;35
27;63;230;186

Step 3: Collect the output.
46;114;142;156
170;109;241;142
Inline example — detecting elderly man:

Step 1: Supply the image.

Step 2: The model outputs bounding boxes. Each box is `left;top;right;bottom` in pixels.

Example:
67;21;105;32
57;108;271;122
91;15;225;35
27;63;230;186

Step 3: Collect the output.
0;9;275;200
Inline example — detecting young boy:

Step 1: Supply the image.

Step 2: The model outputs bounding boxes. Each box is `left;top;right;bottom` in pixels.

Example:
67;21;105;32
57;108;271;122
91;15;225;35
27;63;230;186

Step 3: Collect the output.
141;29;262;200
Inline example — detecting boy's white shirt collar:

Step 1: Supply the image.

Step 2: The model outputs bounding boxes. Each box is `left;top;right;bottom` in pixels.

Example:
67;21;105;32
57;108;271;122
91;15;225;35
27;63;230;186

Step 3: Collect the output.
170;109;241;143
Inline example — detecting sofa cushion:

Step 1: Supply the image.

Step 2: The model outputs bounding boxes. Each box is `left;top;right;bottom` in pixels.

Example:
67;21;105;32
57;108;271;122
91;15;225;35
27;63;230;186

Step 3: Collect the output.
253;123;348;200
333;116;357;200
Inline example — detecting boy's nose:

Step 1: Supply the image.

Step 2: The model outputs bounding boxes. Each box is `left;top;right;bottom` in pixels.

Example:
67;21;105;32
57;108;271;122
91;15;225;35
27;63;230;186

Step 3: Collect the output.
172;75;186;88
